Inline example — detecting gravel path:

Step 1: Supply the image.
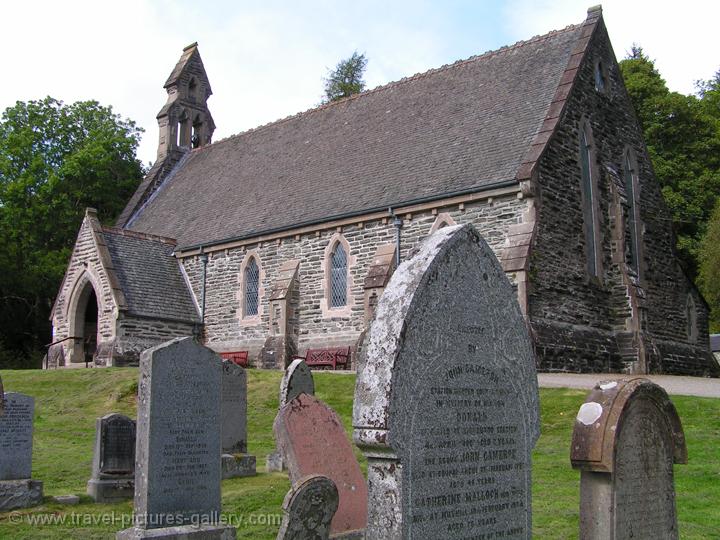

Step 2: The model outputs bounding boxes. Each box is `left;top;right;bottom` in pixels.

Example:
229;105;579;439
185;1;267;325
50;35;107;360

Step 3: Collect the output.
537;373;719;398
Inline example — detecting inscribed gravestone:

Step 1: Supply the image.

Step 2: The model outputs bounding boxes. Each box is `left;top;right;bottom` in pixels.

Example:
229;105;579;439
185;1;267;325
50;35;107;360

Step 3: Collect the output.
87;413;135;502
0;393;35;480
267;359;315;473
276;474;338;540
353;224;540;539
274;393;367;537
117;337;235;539
571;378;687;540
0;392;43;510
220;360;256;478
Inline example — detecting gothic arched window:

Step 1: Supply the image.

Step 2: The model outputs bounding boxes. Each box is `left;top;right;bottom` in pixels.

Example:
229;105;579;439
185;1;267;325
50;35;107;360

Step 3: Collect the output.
623;150;642;278
330;242;348;308
580;122;601;278
244;257;260;317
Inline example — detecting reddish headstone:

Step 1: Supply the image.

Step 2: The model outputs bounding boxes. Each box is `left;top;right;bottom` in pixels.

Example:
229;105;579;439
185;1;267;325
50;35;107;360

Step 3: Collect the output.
274;393;367;536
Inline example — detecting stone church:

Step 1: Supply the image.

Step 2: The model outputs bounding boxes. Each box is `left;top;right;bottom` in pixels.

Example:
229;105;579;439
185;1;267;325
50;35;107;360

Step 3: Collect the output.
48;7;718;376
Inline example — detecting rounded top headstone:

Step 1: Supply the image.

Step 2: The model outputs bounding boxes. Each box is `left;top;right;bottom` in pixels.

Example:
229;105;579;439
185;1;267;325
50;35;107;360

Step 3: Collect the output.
570;377;687;473
277;474;339;540
279;359;315;407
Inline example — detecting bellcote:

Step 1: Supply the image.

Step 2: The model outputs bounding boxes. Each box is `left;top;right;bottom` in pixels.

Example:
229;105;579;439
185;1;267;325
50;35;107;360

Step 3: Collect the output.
156;43;215;161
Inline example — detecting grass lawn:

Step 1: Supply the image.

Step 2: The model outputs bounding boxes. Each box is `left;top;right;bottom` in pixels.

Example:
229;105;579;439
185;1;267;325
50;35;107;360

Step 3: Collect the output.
0;368;717;539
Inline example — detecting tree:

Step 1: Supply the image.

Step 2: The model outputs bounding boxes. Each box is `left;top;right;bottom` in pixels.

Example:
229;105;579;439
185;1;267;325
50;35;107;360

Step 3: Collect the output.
699;199;720;332
620;49;720;278
323;52;368;103
0;97;144;367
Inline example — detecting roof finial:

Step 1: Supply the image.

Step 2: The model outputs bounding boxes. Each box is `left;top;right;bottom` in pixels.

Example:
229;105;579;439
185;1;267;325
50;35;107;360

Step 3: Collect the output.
587;5;602;15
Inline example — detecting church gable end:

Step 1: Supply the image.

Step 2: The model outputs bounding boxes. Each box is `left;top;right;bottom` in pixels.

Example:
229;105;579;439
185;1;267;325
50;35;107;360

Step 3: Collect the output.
527;7;717;375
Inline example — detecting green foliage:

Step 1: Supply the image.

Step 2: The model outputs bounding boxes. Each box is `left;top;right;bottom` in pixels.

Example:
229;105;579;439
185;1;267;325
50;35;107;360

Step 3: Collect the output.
699;200;720;331
0;97;144;367
323;51;368;103
620;49;720;279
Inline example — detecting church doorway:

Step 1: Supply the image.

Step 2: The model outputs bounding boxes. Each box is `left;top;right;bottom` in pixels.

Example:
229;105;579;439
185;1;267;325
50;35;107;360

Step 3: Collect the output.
70;280;99;364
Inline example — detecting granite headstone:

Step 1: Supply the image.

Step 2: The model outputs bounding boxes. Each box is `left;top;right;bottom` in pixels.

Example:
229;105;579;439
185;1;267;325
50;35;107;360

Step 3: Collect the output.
0;392;43;510
571;378;687;540
116;337;235;540
274;393;367;537
276;474;338;540
267;359;315;473
353;224;540;539
220;360;256;479
87;413;136;502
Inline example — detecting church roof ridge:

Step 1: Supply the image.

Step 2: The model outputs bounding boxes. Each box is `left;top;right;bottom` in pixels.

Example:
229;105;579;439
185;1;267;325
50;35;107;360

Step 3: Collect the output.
199;22;583;152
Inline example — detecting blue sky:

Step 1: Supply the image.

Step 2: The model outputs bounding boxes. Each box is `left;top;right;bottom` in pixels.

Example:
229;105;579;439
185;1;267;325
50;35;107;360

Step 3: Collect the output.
4;0;719;165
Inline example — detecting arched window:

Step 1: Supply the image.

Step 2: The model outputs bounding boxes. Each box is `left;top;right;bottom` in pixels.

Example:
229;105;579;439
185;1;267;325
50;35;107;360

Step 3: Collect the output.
244;257;260;316
686;295;698;343
192;115;202;148
624;151;642;278
580;123;600;278
330;242;347;308
594;60;607;93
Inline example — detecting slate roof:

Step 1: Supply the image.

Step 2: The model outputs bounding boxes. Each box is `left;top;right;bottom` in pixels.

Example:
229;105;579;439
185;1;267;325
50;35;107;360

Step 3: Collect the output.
128;22;584;249
103;229;199;323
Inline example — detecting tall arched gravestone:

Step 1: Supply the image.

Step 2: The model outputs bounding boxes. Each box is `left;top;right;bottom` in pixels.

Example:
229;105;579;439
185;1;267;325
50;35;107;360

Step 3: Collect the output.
571;378;687;540
353;224;540;539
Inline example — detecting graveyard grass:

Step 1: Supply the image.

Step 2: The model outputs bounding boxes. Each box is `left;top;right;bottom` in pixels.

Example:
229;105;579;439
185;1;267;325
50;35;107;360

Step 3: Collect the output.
0;369;717;539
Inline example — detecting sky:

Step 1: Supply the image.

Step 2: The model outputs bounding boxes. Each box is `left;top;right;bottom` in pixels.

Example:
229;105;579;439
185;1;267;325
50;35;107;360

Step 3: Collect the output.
4;0;719;166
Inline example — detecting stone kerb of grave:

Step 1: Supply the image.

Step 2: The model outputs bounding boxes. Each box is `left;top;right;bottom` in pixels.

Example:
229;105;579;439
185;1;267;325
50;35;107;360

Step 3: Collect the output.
353;224;540;539
276;474;339;540
571;377;687;540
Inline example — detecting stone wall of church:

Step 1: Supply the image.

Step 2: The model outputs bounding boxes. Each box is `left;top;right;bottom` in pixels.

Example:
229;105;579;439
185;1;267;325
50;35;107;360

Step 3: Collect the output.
180;193;529;368
110;315;197;367
528;22;716;375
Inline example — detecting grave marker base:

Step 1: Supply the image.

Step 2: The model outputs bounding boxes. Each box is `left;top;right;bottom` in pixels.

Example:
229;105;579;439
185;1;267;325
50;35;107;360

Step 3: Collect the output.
87;477;134;503
116;524;236;539
221;454;256;479
0;479;43;511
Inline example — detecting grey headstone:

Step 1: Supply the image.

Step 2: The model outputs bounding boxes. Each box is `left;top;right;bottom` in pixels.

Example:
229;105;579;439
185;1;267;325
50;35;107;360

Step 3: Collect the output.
119;337;232;538
0;393;35;480
571;378;687;540
276;475;338;540
221;360;247;454
279;359;315;407
353;224;540;539
88;413;136;502
268;359;315;473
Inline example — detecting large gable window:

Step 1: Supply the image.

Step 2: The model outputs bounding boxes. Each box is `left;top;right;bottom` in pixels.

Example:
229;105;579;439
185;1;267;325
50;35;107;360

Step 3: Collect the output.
580;123;601;279
244;256;260;316
330;242;347;308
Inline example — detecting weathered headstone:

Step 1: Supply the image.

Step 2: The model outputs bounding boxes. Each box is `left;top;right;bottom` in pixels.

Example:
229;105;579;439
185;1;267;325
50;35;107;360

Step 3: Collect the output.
353;224;540;539
0;392;43;510
274;393;367;537
87;413;136;502
571;378;687;540
276;474;339;540
279;359;315;408
220;360;256;478
117;337;235;540
267;359;315;473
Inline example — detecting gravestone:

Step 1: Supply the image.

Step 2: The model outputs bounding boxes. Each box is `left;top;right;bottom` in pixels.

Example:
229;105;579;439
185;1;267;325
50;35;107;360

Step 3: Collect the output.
276;474;338;540
267;359;315;472
0;392;43;510
116;337;235;540
274;393;367;537
571;378;687;540
353;224;540;539
220;360;256;479
87;413;136;502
